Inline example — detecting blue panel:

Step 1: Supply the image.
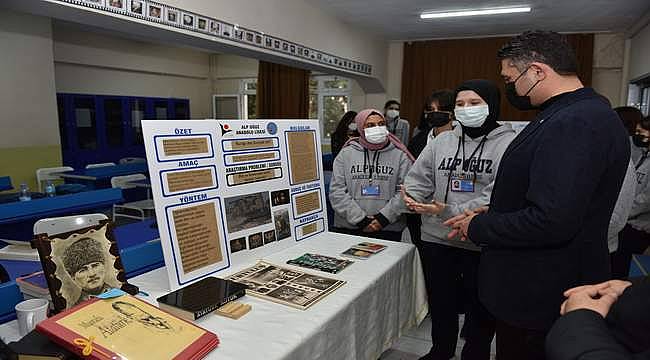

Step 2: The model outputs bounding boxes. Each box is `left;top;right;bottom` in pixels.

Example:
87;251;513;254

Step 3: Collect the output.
114;219;164;279
0;260;42;280
0;176;13;191
0;281;23;323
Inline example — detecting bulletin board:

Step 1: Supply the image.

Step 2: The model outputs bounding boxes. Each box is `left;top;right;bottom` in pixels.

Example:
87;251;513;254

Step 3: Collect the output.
142;120;327;290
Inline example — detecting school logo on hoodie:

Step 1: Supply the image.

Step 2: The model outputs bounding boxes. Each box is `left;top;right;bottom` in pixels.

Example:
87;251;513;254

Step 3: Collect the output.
437;157;494;174
349;163;395;181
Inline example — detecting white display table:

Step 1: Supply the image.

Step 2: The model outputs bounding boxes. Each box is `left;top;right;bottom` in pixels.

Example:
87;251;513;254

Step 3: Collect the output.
0;233;428;360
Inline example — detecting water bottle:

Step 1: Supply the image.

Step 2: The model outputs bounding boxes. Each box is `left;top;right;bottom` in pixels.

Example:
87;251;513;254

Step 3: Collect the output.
45;181;56;197
18;183;31;201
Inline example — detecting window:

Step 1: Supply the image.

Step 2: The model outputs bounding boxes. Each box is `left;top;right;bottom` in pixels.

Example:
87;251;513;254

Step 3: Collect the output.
241;78;257;119
309;76;351;149
628;76;650;116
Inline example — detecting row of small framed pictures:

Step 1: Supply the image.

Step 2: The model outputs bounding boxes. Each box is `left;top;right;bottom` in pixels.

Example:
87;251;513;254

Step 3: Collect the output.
60;0;373;75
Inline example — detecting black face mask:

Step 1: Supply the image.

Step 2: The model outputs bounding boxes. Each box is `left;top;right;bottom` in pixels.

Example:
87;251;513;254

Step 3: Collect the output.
425;111;451;128
505;67;541;111
633;134;650;148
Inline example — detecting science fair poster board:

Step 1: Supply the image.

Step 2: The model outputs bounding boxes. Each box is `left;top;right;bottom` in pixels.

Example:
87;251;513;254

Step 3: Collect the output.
142;120;327;290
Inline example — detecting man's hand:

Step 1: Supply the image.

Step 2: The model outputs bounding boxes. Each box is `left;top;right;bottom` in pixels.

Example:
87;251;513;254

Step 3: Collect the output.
560;286;620;318
563;280;632;298
401;185;446;215
362;218;383;233
443;206;489;241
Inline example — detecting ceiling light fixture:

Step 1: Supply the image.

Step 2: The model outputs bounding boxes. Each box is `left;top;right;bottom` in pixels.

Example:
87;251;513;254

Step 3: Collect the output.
420;6;531;19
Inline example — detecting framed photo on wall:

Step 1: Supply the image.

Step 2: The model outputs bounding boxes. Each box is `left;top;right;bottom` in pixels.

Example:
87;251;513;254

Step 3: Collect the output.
209;20;220;35
197;17;209;32
128;0;145;15
83;0;105;6
147;3;163;20
221;23;233;38
166;7;180;25
182;12;195;28
107;0;126;11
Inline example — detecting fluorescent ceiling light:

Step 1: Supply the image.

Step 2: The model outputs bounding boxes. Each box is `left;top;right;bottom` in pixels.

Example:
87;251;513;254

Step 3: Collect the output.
420;6;531;19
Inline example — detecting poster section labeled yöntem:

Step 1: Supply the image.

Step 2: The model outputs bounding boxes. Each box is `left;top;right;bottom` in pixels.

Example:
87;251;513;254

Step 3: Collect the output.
142;120;327;290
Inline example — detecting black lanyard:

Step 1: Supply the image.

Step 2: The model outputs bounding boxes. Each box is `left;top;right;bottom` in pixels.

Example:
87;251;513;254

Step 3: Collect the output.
636;150;649;170
363;149;380;183
443;133;488;203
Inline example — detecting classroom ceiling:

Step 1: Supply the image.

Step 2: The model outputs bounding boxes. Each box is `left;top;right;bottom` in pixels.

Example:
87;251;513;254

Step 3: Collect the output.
307;0;650;40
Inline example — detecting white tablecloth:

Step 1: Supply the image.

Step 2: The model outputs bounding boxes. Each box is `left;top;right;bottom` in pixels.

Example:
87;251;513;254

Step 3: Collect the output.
0;233;428;360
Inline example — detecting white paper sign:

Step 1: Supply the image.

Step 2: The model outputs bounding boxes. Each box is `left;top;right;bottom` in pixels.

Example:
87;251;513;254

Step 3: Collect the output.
142;120;326;290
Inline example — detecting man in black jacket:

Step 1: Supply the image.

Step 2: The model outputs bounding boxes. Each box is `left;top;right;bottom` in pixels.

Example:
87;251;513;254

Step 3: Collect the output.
445;30;630;359
546;278;650;359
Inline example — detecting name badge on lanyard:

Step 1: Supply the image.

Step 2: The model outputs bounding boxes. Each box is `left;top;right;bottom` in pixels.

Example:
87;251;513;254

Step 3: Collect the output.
450;177;475;192
361;183;381;196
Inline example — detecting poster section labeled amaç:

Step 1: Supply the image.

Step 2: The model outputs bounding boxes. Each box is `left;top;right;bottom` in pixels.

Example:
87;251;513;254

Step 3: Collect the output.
142;120;327;290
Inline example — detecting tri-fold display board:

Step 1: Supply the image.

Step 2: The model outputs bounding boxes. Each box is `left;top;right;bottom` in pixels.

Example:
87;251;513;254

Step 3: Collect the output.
142;120;327;290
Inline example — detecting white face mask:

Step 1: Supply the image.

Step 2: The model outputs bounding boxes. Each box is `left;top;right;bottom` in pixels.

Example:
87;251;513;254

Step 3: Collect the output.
364;126;388;144
386;109;399;120
454;105;489;128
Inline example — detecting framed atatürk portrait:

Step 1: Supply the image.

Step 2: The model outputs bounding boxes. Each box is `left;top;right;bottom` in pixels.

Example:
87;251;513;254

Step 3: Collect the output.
33;220;138;312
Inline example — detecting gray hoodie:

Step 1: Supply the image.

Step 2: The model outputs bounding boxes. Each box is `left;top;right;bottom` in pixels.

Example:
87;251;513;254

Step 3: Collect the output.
628;150;650;233
329;140;412;232
607;159;636;252
403;123;516;250
387;117;410;146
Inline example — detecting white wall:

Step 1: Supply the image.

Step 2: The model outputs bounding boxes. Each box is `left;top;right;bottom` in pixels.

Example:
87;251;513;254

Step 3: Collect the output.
592;33;625;106
53;22;212;118
164;0;389;89
629;22;650;80
0;10;59;148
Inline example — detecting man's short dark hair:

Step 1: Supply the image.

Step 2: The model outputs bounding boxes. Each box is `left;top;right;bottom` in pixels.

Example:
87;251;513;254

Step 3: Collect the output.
426;89;455;112
384;100;400;109
497;30;577;75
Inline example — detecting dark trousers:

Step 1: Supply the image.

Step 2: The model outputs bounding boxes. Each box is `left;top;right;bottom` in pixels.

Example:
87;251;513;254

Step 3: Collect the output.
495;320;547;360
611;224;650;279
330;227;402;242
406;213;422;247
416;241;495;360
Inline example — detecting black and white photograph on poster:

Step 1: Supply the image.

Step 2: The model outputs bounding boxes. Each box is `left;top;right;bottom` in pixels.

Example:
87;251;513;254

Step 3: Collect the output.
182;13;195;28
83;0;105;6
248;233;263;250
282;42;289;52
129;0;144;15
265;37;273;48
245;32;254;43
222;24;233;37
304;49;310;58
166;8;179;24
293;274;341;291
255;34;262;45
230;237;246;253
271;189;290;206
273;209;291;240
273;39;280;49
224;191;272;233
209;20;220;35
197;17;208;31
108;0;125;10
263;230;276;244
148;4;162;19
290;45;296;54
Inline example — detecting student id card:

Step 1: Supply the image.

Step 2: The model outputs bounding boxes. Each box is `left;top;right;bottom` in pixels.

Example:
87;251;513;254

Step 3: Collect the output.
361;184;380;196
450;178;474;192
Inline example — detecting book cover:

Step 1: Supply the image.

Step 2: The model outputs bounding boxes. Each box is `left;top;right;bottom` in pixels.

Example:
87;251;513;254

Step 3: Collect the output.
225;261;345;310
340;248;374;260
156;277;247;321
286;253;353;274
35;294;219;360
32;221;138;313
351;242;386;253
7;329;76;359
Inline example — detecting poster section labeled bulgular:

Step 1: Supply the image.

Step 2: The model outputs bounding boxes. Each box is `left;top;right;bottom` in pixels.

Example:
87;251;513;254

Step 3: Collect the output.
142;120;327;289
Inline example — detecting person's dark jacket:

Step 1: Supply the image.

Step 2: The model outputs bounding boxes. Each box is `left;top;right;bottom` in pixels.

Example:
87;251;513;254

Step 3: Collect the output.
546;277;650;359
467;88;631;330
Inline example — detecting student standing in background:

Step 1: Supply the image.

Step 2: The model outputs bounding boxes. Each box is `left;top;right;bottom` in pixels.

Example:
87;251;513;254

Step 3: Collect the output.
384;100;411;146
330;111;358;159
329;109;413;241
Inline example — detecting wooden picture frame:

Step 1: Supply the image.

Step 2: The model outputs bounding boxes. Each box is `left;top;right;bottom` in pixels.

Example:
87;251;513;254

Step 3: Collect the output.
32;220;138;312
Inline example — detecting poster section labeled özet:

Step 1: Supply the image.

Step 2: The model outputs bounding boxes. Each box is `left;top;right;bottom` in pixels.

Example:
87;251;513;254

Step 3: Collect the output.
142;120;327;290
